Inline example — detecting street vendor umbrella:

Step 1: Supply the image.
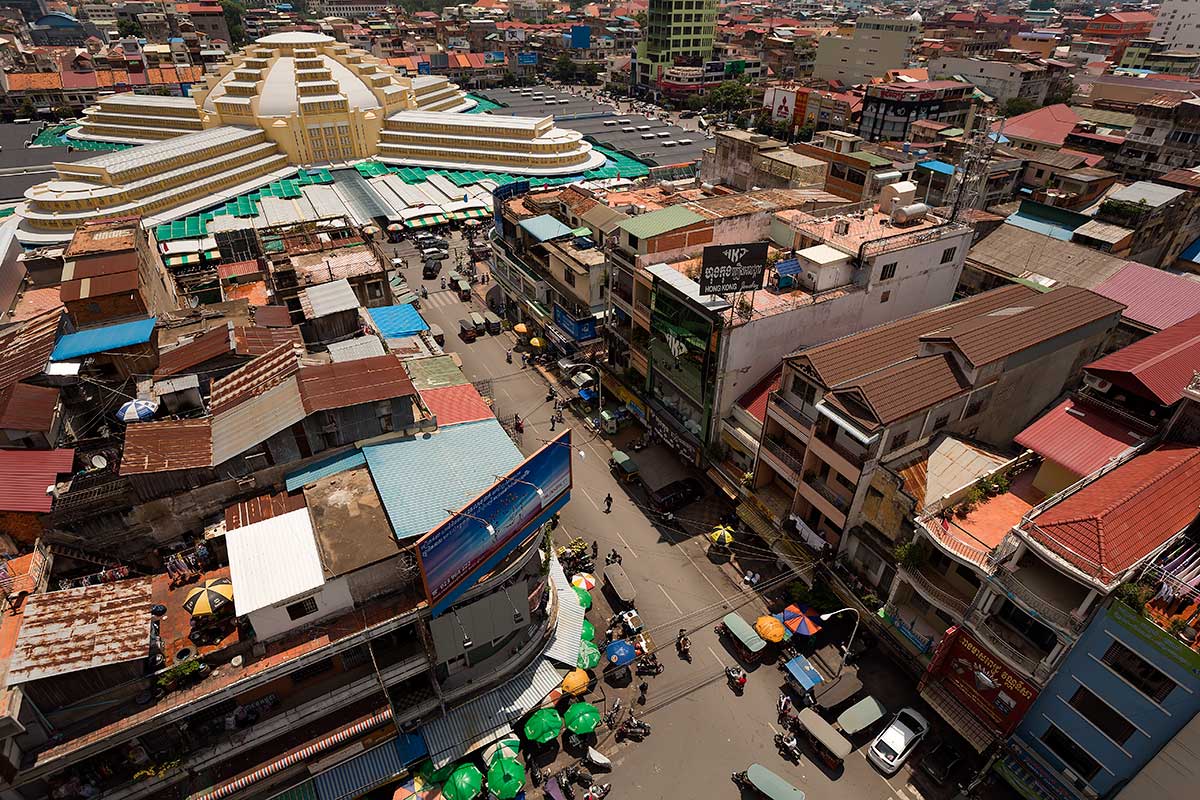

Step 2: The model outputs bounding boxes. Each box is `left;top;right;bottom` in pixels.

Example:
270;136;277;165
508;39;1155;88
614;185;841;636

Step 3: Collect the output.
604;639;637;667
513;323;529;335
564;702;601;735
571;573;596;591
561;668;591;695
577;640;601;670
572;585;593;610
387;223;404;232
182;577;235;617
528;337;545;348
483;736;521;765
443;764;484;800
523;708;563;744
418;759;458;785
117;398;158;422
580;619;595;642
780;603;822;636
708;525;735;546
754;615;787;643
486;757;525;800
362;225;381;236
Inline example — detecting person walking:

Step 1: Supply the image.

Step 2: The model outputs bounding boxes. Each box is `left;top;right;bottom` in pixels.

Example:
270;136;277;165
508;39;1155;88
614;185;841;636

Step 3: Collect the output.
521;352;529;369
604;493;613;513
550;416;556;432
592;540;599;559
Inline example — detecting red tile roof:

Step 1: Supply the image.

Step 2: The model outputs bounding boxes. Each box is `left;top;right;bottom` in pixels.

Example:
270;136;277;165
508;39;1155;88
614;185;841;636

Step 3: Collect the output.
419;383;494;427
0;448;75;513
1027;444;1200;583
4;73;63;91
1014;398;1148;477
995;104;1081;146
297;354;416;413
736;366;782;424
0;383;60;433
1092;263;1200;333
1085;313;1200;406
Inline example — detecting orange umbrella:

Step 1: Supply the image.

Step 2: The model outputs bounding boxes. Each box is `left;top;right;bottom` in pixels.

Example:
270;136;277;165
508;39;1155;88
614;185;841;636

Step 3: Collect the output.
754;615;787;643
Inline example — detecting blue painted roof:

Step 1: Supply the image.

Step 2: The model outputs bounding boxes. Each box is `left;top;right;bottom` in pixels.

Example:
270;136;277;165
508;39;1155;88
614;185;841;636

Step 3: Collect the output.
368;304;429;339
285;448;366;492
775;258;801;277
364;419;524;541
1181;236;1200;264
1004;213;1077;242
51;317;156;361
918;160;956;176
519;214;575;243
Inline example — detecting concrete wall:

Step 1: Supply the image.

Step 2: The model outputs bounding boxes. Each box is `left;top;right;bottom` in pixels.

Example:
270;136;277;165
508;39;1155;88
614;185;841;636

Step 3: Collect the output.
247;575;355;642
429;580;532;663
1014;602;1200;797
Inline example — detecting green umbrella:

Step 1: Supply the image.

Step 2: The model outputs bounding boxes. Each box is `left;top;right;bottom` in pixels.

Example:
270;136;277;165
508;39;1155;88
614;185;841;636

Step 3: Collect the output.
486;757;526;800
564;701;601;735
523;708;563;744
482;737;521;765
573;585;593;610
443;764;484;800
577;640;601;670
417;759;457;784
581;618;595;642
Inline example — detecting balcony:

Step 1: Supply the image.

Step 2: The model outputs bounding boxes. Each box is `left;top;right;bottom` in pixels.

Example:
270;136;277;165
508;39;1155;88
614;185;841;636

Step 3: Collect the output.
813;426;868;471
965;609;1054;681
990;564;1086;636
768;390;815;433
750;482;794;526
900;564;971;619
802;473;850;513
761;435;805;481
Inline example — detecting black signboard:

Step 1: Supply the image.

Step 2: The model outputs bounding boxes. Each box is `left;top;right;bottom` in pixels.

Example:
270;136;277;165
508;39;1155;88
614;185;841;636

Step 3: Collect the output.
699;242;769;295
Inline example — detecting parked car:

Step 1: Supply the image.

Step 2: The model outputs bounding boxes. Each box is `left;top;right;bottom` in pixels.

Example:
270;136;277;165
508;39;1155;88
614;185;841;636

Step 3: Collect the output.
867;708;930;775
649;477;705;513
918;738;964;784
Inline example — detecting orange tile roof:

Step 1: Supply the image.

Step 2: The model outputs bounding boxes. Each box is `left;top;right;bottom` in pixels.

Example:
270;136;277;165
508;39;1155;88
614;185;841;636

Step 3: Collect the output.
5;73;63;91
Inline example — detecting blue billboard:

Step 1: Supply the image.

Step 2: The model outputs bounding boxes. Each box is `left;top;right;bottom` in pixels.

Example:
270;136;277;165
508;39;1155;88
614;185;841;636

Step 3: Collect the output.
553;304;598;341
419;430;573;616
570;25;592;50
417;61;432;75
485;50;505;63
517;52;539;66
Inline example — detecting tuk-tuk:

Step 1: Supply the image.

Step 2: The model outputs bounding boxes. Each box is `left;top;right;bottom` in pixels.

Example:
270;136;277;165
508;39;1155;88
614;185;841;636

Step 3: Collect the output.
469;311;486;334
483;311;502;335
604;563;636;608
836;696;887;736
796;707;852;770
715;612;768;663
735;764;806;799
448;270;462;284
782;654;824;698
428;323;445;346
458;319;477;342
812;673;864;712
609;449;640;483
456;280;472;301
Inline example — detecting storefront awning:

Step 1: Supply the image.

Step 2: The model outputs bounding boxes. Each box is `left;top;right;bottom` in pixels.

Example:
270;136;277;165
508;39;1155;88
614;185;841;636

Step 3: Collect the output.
544;554;585;666
919;680;997;754
736;502;776;541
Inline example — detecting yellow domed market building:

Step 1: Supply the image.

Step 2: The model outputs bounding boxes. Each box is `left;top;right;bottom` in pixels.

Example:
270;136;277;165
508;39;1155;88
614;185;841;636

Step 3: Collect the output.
17;32;605;242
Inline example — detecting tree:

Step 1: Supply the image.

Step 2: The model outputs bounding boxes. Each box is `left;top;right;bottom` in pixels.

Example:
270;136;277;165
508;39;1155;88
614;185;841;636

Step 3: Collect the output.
551;53;576;83
117;19;142;38
706;80;751;114
221;0;246;45
17;99;35;120
795;123;816;142
684;93;706;112
1003;96;1037;117
632;10;647;28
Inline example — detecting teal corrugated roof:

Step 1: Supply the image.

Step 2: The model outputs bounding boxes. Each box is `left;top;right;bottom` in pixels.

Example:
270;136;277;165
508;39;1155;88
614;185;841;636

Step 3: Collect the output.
617;206;705;239
51;316;156;361
284;448;366;492
519;214;575;242
363;419;524;541
367;304;429;338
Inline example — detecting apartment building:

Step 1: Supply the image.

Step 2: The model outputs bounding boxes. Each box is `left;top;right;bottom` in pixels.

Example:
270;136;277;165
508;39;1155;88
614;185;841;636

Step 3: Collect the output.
1152;0;1200;50
746;284;1123;578
634;0;718;93
793;130;914;201
813;14;922;87
858;81;974;143
699;129;827;192
1113;94;1200;181
928;56;1050;106
1119;38;1200;76
1081;11;1158;61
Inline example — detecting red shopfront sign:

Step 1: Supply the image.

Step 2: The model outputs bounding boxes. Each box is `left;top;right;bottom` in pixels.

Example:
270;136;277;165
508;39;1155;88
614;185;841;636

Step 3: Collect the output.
927;627;1039;737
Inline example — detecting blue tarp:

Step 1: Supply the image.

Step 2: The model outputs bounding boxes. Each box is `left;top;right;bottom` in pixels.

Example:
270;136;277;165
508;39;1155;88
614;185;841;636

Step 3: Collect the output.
775;258;801;277
917;160;956;176
579;387;596;402
50;316;156;361
1180;236;1200;264
519;214;575;243
368;304;429;339
285;448;366;492
784;655;824;692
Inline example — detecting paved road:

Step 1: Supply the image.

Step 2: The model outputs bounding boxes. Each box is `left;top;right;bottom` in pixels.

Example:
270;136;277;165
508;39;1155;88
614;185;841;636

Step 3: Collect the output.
387;232;944;800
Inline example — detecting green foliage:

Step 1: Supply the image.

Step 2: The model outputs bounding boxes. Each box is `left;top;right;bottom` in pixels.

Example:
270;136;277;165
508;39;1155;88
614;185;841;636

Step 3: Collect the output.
787;578;840;611
1168;617;1188;636
17;100;35;119
117;19;142;38
706;80;752;114
1113;581;1152;613
551;53;576;83
1003;97;1037;117
1100;198;1151;222
221;0;246;45
894;539;928;570
156;658;205;690
684;93;707;112
795;124;816;143
632;10;646;27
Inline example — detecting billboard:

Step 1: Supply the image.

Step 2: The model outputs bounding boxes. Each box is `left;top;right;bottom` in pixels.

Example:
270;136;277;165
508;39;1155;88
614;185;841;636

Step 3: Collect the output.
698;241;769;295
418;430;573;616
570;24;592;50
417;61;432;75
553;304;598;342
504;28;527;42
485;50;505;63
926;627;1039;736
769;88;797;122
517;52;539;66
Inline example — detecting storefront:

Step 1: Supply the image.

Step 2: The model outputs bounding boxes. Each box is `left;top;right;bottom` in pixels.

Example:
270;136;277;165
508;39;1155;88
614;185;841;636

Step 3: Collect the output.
648;398;703;467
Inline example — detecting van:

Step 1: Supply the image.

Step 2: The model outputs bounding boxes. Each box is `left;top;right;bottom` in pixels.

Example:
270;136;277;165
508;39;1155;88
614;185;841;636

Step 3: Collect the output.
421;247;445;261
469;311;486;334
458;319;477;342
429;323;445;346
422;259;442;279
483;311;502;335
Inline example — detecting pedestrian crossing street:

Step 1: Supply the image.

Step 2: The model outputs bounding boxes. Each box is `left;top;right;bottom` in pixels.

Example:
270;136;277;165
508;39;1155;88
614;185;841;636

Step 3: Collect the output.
419;290;467;310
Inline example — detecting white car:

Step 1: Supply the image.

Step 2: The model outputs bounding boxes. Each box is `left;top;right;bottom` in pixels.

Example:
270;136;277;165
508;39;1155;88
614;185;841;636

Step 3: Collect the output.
867;708;929;775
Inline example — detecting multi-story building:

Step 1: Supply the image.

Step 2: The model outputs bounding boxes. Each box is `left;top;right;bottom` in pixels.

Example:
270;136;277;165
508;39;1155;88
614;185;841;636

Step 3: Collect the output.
858;80;974;143
812;14;922;87
177;2;231;46
1152;0;1200;51
1114;94;1200;180
1081;11;1158;61
654;57;761;101
633;0;718;94
1077;181;1200;270
792;130;914;201
928;56;1049;106
699;129;827;192
1119;38;1200;76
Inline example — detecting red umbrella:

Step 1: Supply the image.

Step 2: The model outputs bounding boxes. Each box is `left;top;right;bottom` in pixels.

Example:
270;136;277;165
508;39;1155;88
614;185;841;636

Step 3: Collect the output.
779;604;822;636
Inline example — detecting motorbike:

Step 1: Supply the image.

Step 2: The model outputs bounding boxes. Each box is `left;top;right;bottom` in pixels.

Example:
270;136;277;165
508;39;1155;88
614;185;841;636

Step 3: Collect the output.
583;784;611;800
635;659;663;676
725;666;747;695
675;636;691;662
777;692;795;725
774;733;803;763
604;698;622;728
564;765;593;787
614;723;644;742
731;771;750;789
625;714;651;734
557;771;576;800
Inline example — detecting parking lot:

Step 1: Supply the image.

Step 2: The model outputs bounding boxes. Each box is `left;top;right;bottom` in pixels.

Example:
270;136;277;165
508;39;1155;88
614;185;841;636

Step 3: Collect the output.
473;85;710;167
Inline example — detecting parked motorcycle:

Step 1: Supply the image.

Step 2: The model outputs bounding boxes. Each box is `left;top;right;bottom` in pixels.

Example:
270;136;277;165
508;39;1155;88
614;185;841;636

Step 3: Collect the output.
635;659;663;676
614;723;644;742
731;771;750;789
604;698;622;729
583;783;611;800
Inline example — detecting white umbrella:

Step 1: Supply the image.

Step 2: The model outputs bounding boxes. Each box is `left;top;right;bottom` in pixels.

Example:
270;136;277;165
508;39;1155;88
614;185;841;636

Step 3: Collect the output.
482;737;521;765
117;399;158;422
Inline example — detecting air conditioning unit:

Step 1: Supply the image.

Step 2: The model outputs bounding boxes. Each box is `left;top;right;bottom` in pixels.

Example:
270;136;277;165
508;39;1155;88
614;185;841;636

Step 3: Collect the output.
1082;374;1111;392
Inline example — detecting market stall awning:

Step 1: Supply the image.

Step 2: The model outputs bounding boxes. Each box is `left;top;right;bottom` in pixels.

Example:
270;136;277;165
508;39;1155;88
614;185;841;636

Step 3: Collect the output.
404;214;449;229
544;554;586;667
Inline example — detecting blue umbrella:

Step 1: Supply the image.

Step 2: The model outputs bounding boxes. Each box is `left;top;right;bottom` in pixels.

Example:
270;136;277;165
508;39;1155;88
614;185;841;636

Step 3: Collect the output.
604;639;637;667
117;398;158;422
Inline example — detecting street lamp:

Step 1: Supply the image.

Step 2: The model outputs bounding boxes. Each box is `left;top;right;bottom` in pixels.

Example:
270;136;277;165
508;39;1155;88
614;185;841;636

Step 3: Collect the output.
819;607;861;679
446;508;495;537
494;474;544;499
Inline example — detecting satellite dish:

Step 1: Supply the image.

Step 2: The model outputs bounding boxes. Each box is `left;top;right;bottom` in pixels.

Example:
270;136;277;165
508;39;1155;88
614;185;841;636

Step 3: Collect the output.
91;454;108;469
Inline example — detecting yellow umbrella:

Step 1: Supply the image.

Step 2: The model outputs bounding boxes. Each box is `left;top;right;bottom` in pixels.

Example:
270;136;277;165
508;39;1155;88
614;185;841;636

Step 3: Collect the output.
709;525;735;546
183;577;235;617
528;337;544;348
754;615;787;643
561;668;590;695
513;323;529;335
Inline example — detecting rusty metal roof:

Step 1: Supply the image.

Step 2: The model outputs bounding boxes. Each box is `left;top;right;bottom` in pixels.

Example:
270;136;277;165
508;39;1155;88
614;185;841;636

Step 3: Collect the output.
0;310;62;391
0;383;59;433
153;324;234;378
120;418;212;475
0;448;74;513
297;354;416;413
8;577;154;685
232;325;304;357
208;342;302;414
